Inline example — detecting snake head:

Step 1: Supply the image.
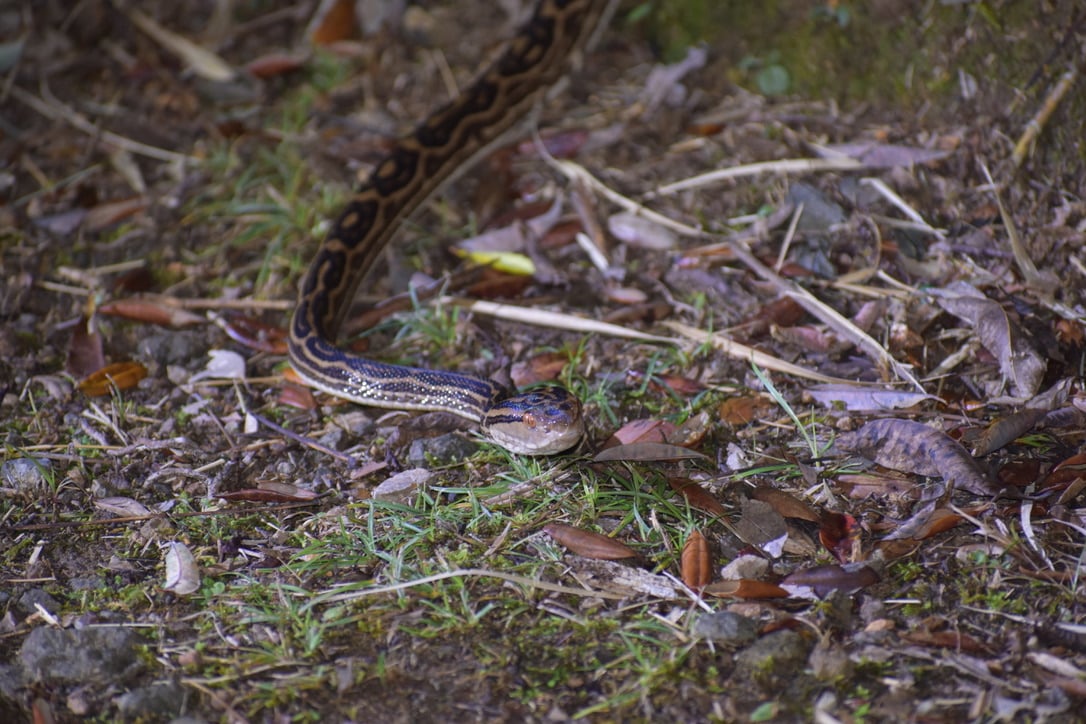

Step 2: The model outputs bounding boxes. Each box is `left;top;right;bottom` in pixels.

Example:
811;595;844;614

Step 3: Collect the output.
484;386;584;455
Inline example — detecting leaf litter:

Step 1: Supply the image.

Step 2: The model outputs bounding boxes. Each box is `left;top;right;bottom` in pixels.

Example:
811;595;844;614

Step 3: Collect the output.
3;1;1086;722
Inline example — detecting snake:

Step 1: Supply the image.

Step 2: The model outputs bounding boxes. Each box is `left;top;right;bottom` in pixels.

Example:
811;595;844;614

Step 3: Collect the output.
288;0;611;454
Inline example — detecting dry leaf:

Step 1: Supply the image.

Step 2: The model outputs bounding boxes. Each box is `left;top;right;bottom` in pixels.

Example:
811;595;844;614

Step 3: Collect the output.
933;283;1045;398
99;299;204;328
94;497;152;517
779;563;880;597
78;361;148;396
162;542;200;595
543;523;639;561
668;478;727;518
594;443;708;462
835;418;998;496
681;530;712;591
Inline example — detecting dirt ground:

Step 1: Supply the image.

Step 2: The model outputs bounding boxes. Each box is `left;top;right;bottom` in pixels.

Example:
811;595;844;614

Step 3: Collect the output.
2;1;1085;722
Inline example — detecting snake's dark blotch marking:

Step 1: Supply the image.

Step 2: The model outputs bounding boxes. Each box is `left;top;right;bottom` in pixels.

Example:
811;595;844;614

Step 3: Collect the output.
287;0;609;454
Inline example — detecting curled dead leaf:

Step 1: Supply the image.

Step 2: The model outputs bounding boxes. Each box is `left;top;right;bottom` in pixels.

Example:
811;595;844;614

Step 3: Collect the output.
681;530;713;591
162;541;200;596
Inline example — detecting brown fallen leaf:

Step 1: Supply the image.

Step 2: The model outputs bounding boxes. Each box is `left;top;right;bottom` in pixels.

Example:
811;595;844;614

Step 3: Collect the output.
718;395;775;426
218;482;320;503
933;283;1045;398
681;530;713;591
98;299;204;328
668;478;727;518
543;523;640;561
966;408;1047;456
750;486;820;523
593;443;708;462
78;361;148;397
835;418;999;496
66;314;105;379
220;315;289;355
780;563;880;597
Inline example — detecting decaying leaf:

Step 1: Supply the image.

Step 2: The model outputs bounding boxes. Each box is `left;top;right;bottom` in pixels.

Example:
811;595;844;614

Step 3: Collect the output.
544;523;640;561
594;443;708;462
835;418;998;496
99;299;204;328
681;530;713;590
78;361;148;396
668;478;728;518
163;541;200;595
932;283;1045;398
779;563;880;598
94;496;152;518
966;408;1046;456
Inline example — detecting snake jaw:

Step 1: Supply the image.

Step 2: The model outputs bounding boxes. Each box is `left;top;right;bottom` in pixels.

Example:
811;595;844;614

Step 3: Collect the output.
484;387;584;455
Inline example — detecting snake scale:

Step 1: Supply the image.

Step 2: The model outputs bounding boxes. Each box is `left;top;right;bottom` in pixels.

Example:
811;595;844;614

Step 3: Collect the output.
288;0;611;454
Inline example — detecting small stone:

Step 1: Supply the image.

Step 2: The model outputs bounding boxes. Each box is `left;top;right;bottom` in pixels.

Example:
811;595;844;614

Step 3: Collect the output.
372;468;433;502
19;627;145;685
692;611;758;648
407;433;479;467
734;630;812;690
1;457;52;492
16;589;60;617
115;681;186;720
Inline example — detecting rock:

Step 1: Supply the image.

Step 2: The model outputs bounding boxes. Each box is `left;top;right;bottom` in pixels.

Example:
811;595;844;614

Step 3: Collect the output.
372;468;433;502
692;612;758;648
1;457;52;492
407;433;479;467
734;630;812;690
115;681;187;720
16;589;60;617
19;626;145;685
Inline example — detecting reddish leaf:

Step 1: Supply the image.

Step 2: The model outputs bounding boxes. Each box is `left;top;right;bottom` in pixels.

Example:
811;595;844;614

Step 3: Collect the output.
1042;452;1086;487
718;395;774;425
78;361;148;396
220;315;289;354
308;0;355;45
968;408;1047;456
901;629;992;655
66;315;105;378
543;523;639;561
278;380;317;410
605;419;678;447
702;579;789;599
510;352;569;387
750;486;820;522
681;530;713;591
99;299;204;328
668;478;727;518
218;482;319;503
246;52;307;78
818;512;859;563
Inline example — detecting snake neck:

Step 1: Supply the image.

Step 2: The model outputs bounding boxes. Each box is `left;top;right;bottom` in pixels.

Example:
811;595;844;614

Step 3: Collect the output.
290;0;611;347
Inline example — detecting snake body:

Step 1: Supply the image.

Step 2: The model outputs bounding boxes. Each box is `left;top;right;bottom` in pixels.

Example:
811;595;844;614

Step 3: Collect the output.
288;0;609;454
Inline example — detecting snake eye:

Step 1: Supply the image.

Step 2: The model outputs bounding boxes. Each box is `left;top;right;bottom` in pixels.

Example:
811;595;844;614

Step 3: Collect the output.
522;412;538;429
